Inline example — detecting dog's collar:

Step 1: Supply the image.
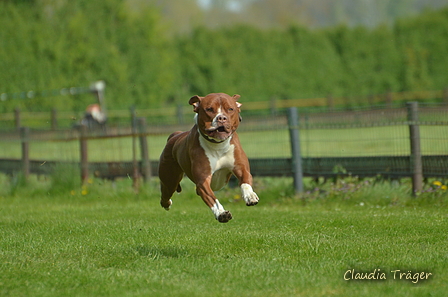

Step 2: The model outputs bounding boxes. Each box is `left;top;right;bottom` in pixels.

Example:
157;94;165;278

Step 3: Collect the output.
198;128;229;144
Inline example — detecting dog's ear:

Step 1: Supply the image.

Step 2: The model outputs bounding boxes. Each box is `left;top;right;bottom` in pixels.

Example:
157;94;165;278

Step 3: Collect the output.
232;94;242;122
233;94;242;108
189;95;203;113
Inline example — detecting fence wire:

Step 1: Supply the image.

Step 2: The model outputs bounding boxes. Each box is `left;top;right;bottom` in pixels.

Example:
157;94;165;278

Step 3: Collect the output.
1;103;447;179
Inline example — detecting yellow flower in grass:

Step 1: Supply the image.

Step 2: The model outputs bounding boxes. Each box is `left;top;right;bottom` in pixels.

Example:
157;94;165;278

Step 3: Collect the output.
441;185;447;191
81;185;88;195
433;181;442;187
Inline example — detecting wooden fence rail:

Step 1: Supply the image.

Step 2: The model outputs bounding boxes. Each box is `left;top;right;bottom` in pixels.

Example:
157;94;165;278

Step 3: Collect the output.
2;89;448;129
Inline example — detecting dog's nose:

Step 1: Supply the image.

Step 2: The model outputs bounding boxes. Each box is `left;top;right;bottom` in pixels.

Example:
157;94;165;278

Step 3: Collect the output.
217;114;227;123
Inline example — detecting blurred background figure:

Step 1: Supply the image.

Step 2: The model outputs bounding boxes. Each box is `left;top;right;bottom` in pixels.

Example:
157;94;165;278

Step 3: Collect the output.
81;104;107;132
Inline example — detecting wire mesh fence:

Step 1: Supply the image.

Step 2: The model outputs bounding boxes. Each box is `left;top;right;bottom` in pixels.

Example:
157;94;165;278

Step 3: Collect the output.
0;102;447;190
296;104;448;157
231;102;448;187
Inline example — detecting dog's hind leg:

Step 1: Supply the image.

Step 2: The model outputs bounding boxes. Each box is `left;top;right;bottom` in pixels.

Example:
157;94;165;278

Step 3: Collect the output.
158;146;184;210
159;165;183;210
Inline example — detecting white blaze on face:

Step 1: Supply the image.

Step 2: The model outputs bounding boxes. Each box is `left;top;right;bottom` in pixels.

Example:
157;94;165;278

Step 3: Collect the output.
211;105;223;128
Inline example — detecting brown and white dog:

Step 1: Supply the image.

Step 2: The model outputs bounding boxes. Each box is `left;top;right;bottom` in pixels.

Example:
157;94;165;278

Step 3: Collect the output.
158;93;259;222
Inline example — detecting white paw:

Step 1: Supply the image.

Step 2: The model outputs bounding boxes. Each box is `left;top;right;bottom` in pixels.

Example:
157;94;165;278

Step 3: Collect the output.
241;183;259;206
211;200;226;219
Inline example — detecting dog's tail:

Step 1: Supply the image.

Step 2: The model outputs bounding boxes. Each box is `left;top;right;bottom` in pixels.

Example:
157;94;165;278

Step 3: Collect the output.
176;184;182;193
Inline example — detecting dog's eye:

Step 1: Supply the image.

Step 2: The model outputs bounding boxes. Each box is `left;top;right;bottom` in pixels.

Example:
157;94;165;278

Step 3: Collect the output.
228;108;234;111
205;107;213;112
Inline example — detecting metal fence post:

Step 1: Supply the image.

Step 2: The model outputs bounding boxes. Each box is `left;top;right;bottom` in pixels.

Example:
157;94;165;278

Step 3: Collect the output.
20;127;30;181
51;108;58;130
138;117;151;182
130;106;140;191
79;125;89;185
287;107;304;194
15;108;21;129
176;104;184;125
407;102;423;195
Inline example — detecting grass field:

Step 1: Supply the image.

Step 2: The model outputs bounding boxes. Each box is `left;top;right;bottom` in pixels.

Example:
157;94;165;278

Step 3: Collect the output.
1;174;447;297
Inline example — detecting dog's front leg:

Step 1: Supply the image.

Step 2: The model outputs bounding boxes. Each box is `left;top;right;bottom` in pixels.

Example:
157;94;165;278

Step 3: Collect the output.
233;166;259;206
195;177;232;223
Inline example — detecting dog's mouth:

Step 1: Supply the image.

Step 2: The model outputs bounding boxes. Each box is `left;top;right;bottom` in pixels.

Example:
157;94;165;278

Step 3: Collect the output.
204;125;232;141
206;125;229;133
216;126;227;133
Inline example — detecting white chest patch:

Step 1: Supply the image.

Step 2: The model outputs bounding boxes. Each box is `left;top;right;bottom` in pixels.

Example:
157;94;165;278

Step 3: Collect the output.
199;134;235;191
199;134;235;173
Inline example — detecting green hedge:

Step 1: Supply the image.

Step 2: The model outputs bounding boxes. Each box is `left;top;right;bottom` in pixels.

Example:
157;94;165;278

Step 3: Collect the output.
1;0;447;112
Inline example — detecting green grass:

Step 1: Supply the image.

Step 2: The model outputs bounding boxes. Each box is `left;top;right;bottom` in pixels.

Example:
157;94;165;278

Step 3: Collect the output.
1;175;447;297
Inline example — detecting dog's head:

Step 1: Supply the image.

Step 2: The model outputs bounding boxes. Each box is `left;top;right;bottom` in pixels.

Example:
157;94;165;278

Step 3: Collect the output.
189;93;242;143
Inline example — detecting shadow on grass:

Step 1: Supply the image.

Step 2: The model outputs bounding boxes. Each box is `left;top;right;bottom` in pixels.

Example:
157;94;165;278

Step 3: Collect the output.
135;245;188;259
